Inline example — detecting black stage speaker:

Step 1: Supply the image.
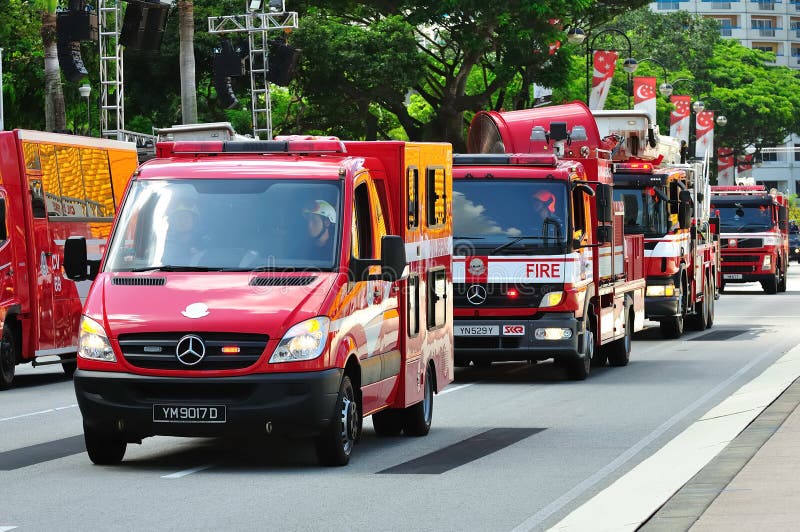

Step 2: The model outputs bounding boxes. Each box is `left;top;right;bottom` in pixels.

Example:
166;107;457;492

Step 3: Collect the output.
119;0;170;51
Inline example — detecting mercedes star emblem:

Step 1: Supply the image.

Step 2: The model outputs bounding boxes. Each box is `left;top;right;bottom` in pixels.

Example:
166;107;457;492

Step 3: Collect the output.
466;284;488;305
175;334;206;366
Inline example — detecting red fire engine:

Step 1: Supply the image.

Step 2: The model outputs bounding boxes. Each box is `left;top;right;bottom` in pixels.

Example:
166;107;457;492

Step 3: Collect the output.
64;138;454;466
710;185;789;294
0;130;138;389
452;102;645;380
592;110;719;338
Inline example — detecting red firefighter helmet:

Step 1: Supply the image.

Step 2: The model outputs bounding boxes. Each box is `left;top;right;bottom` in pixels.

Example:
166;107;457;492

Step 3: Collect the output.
533;190;557;213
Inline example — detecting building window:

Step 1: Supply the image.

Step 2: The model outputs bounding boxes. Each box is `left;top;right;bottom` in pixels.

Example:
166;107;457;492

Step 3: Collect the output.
761;151;778;163
656;1;680;9
794;144;800;162
753;0;776;11
711;2;732;9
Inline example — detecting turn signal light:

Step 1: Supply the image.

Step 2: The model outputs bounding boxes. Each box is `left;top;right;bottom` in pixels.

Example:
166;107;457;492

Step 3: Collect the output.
221;346;241;354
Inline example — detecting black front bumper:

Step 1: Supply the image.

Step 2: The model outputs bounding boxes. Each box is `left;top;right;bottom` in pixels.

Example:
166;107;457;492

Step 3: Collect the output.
454;314;584;363
74;368;343;440
645;295;681;319
721;273;773;284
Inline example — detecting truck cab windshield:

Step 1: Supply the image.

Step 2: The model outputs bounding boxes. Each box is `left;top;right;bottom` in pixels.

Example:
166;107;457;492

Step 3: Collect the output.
613;187;669;238
712;202;773;233
105;179;342;272
453;180;567;255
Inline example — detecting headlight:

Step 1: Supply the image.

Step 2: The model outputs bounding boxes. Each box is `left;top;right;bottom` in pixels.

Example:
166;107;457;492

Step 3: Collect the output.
534;328;573;340
270;317;330;363
540;291;564;308
762;255;772;269
78;316;116;362
646;284;675;297
763;236;780;246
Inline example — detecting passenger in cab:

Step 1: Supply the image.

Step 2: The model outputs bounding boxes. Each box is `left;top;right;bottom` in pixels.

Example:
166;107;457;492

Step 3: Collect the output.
303;199;337;262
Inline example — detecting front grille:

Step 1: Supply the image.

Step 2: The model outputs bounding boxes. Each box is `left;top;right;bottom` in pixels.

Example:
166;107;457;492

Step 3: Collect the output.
455;337;523;349
454;282;561;308
721;238;762;248
249;276;316;287
722;265;755;273
721;255;760;263
118;332;269;370
131;382;257;402
112;277;166;286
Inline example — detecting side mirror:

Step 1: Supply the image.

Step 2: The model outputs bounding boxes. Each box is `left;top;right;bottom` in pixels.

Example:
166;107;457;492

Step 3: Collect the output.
64;236;92;281
678;202;693;230
380;235;407;282
596;184;613;223
574;183;595;197
597;225;613;244
669;181;679;214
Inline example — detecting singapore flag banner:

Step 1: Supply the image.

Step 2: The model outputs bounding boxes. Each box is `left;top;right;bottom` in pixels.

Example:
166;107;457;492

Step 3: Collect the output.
670;95;691;145
589;50;618;110
633;77;657;123
695;110;715;159
718;147;734;186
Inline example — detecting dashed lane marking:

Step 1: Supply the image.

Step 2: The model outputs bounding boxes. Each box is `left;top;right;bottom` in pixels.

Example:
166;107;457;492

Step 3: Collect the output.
161;463;217;479
0;404;78;423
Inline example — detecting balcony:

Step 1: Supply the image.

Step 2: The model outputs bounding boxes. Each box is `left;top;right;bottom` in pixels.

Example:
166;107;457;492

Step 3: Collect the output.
752;0;776;11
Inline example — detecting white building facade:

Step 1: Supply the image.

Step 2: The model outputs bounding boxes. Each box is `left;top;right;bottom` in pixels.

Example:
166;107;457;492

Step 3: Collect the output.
649;0;800;195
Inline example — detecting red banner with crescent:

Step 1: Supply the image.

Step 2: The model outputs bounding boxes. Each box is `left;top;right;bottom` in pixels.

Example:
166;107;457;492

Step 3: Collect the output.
695;110;714;159
633;77;657;122
670;95;691;145
738;154;754;177
718;147;734;186
589;50;618;110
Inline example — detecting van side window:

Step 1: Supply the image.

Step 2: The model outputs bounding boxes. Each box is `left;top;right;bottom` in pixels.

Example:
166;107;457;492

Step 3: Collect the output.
426;166;447;227
571;184;587;240
80;148;114;218
408;273;420;337
407;166;419;230
427;267;447;329
352;182;374;259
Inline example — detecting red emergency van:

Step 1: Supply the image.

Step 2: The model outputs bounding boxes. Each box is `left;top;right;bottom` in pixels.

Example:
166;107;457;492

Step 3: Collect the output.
64;138;454;466
0;130;138;389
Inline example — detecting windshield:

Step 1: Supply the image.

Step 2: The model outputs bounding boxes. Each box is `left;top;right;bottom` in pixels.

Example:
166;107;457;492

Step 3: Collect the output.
613;187;669;238
105;179;342;272
712;202;773;233
453;180;568;255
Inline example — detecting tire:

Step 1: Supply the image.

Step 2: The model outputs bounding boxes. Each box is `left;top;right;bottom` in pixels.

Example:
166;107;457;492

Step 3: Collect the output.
316;375;359;466
568;329;592;380
0;324;17;391
660;315;683;339
372;409;404;437
706;279;715;329
61;356;77;377
607;312;632;367
778;267;787;293
762;272;778;294
84;427;127;465
687;283;708;332
403;365;434;437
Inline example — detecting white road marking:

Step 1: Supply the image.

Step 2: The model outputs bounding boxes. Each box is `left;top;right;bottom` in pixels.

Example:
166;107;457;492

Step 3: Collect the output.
438;382;476;396
0;526;18;531
161;463;217;479
511;339;795;532
0;404;78;423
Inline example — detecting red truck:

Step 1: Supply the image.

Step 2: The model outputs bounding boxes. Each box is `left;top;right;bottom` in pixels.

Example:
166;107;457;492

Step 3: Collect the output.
710;185;789;294
452;102;645;380
592;110;719;338
64;138;454;466
0;130;138;389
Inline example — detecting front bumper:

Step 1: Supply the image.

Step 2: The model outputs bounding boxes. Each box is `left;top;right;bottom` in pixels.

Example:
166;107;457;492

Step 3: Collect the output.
644;277;681;319
720;273;774;284
74;368;343;440
453;314;584;363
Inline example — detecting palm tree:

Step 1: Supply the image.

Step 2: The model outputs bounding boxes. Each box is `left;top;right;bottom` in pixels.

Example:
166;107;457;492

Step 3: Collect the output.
178;0;197;123
40;0;66;132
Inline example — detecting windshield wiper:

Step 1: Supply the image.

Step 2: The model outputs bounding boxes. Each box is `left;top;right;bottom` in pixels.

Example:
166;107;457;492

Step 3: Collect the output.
126;265;224;272
454;235;485;240
490;236;549;254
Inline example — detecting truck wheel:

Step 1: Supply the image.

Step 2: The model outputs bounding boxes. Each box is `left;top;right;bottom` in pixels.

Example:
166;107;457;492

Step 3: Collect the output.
761;273;778;294
687;285;708;331
706;280;715;329
660;315;683;339
61;355;77;377
607;312;632;367
372;409;404;437
778;267;787;293
84;427;127;465
0;325;17;390
403;365;434;437
316;375;359;466
568;330;592;380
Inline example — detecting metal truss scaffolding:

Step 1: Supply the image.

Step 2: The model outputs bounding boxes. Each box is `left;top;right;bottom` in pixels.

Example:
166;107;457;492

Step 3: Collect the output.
98;0;124;140
209;8;298;139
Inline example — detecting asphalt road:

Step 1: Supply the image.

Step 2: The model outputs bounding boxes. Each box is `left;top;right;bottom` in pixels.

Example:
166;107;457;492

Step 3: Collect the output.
2;268;800;531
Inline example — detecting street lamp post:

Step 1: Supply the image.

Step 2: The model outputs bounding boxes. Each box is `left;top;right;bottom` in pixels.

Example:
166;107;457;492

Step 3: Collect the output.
636;57;673;99
79;84;91;137
569;28;638;109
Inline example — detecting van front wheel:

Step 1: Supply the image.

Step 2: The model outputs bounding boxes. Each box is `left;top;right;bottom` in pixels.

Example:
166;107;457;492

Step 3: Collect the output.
84;427;127;465
316;375;359;466
0;325;17;390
